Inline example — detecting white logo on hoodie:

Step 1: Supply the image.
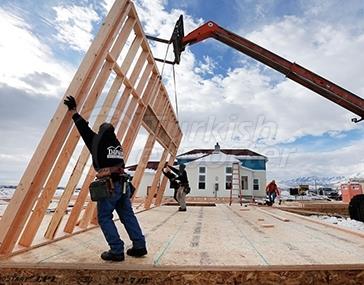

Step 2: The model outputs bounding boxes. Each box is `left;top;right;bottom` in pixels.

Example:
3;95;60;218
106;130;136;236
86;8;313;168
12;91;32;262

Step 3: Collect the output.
107;145;123;159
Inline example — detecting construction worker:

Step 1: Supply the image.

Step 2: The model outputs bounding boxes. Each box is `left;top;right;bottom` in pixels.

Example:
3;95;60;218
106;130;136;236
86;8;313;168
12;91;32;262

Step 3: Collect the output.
63;96;147;262
166;164;189;211
162;167;180;202
266;180;280;205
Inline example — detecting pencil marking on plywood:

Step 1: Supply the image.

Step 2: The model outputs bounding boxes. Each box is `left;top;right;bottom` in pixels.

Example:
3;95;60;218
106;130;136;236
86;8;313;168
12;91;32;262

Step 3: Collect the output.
223;206;269;265
190;208;204;248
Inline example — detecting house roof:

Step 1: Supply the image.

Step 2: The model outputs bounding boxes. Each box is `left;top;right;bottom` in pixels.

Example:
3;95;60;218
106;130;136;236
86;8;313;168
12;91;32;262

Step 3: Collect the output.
126;161;161;171
188;152;240;164
126;148;266;171
177;148;266;161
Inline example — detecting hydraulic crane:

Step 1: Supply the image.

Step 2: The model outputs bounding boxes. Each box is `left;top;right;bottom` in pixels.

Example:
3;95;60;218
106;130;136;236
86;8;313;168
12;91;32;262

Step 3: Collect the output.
147;16;364;122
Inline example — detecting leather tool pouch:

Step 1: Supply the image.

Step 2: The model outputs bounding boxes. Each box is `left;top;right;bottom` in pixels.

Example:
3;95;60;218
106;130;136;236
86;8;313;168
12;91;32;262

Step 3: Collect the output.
89;177;113;201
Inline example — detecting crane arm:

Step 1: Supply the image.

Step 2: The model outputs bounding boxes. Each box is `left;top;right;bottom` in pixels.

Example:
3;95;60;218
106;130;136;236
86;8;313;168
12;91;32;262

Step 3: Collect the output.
174;19;364;121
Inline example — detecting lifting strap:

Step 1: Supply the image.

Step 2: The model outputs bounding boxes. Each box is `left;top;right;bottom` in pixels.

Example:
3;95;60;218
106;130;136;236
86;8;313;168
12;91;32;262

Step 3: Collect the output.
158;41;180;120
160;42;171;78
172;64;179;119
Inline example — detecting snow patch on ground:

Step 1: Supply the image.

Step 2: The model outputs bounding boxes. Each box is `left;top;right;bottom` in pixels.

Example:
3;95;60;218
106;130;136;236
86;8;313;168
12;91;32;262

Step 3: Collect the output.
311;215;364;232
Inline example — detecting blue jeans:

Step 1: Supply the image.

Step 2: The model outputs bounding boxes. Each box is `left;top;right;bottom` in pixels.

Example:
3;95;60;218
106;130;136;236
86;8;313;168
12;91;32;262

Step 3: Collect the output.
268;192;277;204
97;182;146;255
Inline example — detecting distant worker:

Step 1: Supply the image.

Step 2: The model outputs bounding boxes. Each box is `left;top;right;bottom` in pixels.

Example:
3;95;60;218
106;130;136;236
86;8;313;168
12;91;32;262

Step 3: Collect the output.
266;180;280;205
166;164;190;211
63;96;147;262
162;167;180;202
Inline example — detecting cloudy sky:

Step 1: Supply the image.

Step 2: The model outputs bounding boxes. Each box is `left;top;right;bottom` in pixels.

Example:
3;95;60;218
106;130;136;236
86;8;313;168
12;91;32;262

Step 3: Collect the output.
0;0;363;185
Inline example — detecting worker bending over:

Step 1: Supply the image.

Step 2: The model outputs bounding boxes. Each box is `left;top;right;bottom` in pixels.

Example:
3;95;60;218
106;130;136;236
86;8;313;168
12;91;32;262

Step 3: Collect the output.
166;164;189;211
266;180;280;206
64;96;147;262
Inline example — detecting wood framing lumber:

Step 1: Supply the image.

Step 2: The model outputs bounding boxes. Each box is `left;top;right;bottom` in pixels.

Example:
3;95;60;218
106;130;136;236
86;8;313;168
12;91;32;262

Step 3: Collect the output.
0;0;130;255
63;58;149;234
43;75;123;240
90;207;98;225
154;130;182;206
63;171;94;233
255;207;290;222
133;98;168;194
130;133;156;196
154;153;178;206
115;64;154;140
19;64;125;246
109;12;135;59
143;148;169;209
78;201;96;229
122;78;161;161
77;73;158;230
120;37;143;73
44;36;145;240
41;52;131;241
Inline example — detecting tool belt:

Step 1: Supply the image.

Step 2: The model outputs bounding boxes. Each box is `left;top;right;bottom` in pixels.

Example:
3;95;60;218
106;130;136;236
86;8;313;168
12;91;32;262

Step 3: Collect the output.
96;166;124;179
89;167;126;201
182;184;191;194
89;177;114;201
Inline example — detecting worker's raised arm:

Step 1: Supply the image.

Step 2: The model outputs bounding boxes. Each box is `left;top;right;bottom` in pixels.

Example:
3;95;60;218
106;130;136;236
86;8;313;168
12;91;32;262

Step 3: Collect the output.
168;165;180;175
64;96;96;151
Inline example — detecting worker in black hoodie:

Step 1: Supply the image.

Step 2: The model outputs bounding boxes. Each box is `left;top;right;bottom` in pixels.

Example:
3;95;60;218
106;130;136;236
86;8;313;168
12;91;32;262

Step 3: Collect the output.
166;164;189;211
162;167;179;202
64;96;147;262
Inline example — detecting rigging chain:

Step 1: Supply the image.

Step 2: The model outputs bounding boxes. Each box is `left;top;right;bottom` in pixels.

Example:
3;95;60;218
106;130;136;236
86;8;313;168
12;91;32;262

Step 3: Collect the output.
159;42;179;120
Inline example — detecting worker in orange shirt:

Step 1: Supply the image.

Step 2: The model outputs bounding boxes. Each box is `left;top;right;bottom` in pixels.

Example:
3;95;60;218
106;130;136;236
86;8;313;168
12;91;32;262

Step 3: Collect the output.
266;180;280;205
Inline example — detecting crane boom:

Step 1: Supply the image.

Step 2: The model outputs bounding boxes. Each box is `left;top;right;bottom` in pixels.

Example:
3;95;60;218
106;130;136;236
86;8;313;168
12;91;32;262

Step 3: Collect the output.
172;18;364;122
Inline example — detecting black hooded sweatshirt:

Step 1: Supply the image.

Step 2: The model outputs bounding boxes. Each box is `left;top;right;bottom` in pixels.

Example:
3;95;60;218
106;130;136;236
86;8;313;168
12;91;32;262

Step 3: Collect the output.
169;165;189;185
72;113;125;171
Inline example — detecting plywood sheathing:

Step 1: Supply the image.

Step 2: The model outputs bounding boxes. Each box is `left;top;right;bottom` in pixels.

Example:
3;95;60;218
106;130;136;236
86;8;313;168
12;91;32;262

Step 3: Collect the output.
1;205;364;284
2;205;364;266
1;264;364;285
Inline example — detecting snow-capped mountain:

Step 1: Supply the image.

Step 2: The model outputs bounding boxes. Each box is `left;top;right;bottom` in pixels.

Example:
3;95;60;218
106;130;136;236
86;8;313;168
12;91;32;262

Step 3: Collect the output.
278;176;347;189
350;171;364;180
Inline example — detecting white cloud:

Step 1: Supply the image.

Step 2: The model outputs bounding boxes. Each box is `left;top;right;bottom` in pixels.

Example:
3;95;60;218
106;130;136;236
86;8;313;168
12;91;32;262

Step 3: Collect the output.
268;139;364;181
53;4;100;52
134;0;203;64
101;0;115;13
194;56;217;75
0;8;74;96
130;0;364;180
1;1;363;183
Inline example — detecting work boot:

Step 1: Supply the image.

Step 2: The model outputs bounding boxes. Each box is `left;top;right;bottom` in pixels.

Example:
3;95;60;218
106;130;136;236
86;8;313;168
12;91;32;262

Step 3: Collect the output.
126;247;147;257
178;207;187;212
100;250;125;262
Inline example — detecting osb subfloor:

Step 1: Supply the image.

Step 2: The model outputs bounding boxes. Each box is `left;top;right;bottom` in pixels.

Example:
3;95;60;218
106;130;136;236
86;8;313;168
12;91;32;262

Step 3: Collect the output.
2;204;364;266
1;204;364;284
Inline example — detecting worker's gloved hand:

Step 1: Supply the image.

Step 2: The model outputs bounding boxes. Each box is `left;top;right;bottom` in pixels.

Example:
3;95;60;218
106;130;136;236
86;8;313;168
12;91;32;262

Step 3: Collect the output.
64;95;77;111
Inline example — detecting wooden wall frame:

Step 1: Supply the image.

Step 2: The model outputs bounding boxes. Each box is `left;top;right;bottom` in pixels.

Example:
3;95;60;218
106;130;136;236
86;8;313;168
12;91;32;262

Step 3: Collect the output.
0;0;182;256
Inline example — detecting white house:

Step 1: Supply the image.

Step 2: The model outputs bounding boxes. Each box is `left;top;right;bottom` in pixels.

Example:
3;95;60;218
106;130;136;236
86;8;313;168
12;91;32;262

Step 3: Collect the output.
129;143;267;199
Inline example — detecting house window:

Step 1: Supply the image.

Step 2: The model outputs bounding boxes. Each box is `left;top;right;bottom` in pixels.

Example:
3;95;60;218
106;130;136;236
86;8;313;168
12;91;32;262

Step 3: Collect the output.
225;166;232;190
198;166;206;190
198;175;205;190
253;179;259;191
